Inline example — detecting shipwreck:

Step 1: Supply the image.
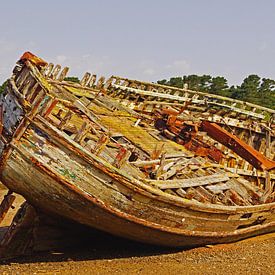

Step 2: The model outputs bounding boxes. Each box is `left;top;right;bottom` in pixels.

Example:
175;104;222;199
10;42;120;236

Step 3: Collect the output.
0;52;274;258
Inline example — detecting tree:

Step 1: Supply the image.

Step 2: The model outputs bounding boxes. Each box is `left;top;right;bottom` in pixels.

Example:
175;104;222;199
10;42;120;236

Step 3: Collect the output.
157;79;168;85
64;76;80;83
259;78;275;94
209;76;228;96
167;77;183;88
184;75;201;90
258;78;275;109
232;74;260;102
0;80;8;94
198;75;212;92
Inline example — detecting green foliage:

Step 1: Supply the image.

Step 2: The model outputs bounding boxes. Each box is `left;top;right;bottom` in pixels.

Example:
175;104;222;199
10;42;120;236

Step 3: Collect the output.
232;74;260;101
198;75;212;92
157;74;275;109
64;76;80;83
157;79;167;85
0;80;8;94
209;76;228;95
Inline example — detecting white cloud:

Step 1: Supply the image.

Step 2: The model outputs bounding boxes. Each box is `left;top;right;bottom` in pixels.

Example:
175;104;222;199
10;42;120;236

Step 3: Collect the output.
166;60;190;71
49;53;113;79
259;41;268;52
135;58;191;80
143;68;156;76
56;55;67;63
0;39;17;53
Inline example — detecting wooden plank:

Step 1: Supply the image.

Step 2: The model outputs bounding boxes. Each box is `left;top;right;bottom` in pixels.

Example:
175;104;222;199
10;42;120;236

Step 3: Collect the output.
158;158;193;180
149;173;230;189
113;84;204;104
73;99;108;133
80;72;91;86
206;183;230;194
208;102;265;119
58;67;69;81
0;191;16;224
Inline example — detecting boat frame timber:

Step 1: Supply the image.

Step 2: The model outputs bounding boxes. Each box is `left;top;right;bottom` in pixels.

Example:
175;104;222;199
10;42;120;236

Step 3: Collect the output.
43;63;275;187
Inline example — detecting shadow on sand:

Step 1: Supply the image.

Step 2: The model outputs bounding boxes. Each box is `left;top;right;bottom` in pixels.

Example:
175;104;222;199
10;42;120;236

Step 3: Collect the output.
0;228;185;264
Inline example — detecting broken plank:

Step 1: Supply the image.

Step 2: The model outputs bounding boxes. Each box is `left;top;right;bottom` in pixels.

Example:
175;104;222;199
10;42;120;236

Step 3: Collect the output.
206;183;230;194
148;173;230;189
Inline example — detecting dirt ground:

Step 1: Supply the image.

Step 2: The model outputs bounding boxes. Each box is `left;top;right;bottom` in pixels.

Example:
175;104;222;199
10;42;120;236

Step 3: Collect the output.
0;188;274;275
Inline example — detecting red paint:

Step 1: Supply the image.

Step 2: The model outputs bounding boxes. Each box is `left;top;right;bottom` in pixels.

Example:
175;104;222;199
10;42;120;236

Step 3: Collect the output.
201;121;275;171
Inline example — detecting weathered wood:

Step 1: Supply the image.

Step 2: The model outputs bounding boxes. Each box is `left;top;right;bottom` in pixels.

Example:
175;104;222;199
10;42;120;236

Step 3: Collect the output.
80;72;91;86
0;202;37;259
58;67;69;81
0;52;274;254
149;173;230;189
50;65;61;80
158;159;193;180
206;183;229;194
0;105;3;135
58;110;73;130
111;76;275;115
0;191;15;223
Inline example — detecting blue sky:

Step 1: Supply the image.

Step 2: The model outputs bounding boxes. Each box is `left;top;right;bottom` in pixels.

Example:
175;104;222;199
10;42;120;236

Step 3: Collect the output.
0;0;275;85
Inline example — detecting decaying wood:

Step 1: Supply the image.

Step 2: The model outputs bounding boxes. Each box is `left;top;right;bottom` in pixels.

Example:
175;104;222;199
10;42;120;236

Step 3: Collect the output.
0;201;100;260
150;173;230;189
0;52;274;258
0;191;15;224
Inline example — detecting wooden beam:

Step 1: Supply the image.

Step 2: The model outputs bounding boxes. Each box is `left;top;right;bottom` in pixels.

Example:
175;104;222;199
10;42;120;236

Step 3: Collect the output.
148;173;230;189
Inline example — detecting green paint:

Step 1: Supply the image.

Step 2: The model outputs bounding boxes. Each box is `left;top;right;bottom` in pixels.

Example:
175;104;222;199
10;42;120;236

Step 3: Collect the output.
59;168;77;180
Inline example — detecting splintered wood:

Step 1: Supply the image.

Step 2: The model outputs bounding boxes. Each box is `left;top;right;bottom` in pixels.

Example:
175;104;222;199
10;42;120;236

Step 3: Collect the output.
150;173;230;189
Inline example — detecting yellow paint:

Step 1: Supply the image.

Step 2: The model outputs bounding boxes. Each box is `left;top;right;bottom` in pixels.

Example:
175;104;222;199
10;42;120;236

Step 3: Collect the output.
65;86;94;99
99;114;187;156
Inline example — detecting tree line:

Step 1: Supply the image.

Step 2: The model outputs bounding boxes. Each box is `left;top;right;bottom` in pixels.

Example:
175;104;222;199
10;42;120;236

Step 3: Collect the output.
157;74;275;109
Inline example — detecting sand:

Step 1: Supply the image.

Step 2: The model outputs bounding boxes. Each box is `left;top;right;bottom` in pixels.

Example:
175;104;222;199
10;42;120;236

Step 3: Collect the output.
0;188;274;275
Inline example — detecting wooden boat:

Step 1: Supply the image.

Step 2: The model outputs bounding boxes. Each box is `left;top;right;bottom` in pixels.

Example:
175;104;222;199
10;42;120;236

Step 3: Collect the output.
0;52;274;251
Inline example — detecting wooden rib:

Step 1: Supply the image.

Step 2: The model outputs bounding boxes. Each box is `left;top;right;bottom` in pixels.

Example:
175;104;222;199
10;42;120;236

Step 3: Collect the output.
57;66;69;81
80;72;91;86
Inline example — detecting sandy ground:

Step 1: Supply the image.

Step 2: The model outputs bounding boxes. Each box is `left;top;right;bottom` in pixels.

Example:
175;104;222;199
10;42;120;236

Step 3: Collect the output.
0;187;274;275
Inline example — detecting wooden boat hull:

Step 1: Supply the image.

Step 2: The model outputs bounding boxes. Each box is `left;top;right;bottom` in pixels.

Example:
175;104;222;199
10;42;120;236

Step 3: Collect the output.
0;53;274;248
0;115;274;247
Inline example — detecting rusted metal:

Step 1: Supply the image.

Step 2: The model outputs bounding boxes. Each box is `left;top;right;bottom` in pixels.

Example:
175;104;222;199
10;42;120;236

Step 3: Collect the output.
154;107;275;175
154;110;224;163
201;121;275;171
20;52;47;67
